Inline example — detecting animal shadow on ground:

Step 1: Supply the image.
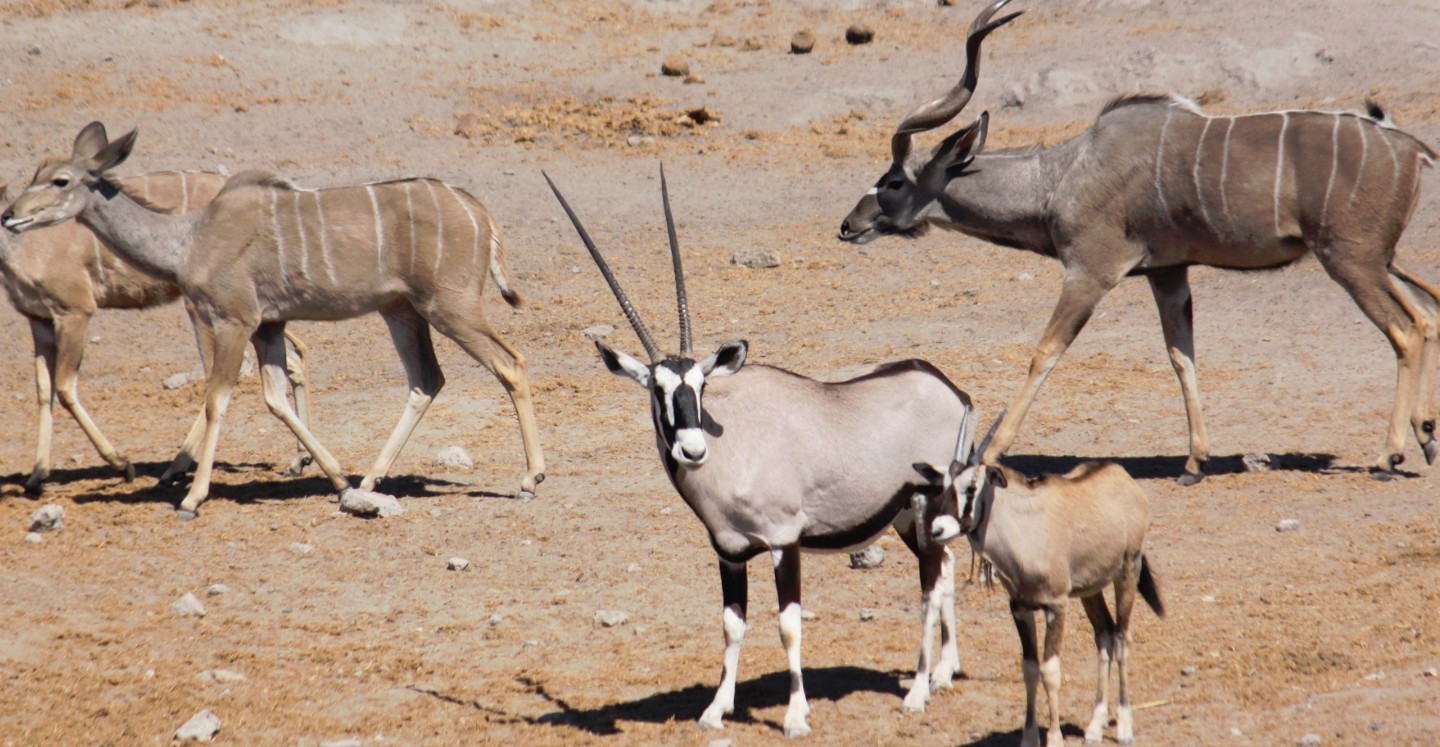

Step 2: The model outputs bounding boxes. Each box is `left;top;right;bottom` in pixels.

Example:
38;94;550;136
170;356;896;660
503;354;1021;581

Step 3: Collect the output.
958;723;1086;747
1000;452;1383;480
413;666;907;736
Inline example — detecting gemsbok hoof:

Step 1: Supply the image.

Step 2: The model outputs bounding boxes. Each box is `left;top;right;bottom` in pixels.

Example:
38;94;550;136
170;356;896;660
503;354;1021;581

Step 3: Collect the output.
175;509;199;522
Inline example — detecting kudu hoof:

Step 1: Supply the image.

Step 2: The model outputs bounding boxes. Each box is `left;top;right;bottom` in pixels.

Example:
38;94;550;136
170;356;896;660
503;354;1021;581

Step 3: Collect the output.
515;489;536;502
23;481;44;498
176;509;199;522
121;462;136;483
1424;439;1438;466
1175;470;1205;487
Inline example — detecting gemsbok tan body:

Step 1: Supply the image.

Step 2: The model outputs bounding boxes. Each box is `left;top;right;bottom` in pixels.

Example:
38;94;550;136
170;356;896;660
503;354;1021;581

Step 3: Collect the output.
918;415;1165;747
2;123;544;518
840;0;1439;482
0;171;310;493
547;168;973;737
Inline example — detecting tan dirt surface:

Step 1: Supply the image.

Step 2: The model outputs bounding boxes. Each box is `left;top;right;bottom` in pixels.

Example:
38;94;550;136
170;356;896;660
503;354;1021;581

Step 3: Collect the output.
1;1;1438;745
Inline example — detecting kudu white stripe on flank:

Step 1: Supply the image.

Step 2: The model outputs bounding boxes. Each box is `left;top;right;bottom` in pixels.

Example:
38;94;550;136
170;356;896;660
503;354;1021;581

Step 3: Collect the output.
1273;112;1289;237
179;171;189;214
269;188;290;291
1218;117;1237;229
90;231;106;284
443;183;481;273
1380;126;1401;202
425;180;444;277
365;185;385;273
403;181;417;275
313;191;337;284
1192;117;1215;232
292;190;311;283
1321;114;1341;226
1347;115;1370;206
1154;107;1174;224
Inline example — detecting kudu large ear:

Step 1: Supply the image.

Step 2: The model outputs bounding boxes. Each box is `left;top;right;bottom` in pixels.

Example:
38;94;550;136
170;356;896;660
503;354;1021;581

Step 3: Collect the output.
596;341;652;388
922;112;989;186
73;123;137;175
0;184;8;202
701;340;747;378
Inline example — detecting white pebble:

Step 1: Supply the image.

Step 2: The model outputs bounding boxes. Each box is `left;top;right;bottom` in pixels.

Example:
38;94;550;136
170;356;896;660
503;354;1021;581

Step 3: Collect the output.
289;542;314;555
206;584;230;596
1276;518;1301;533
174;709;221;741
1298;734;1322;747
848;545;885;569
172;592;207;618
339;488;404;519
594;610;630;628
28;504;64;533
447;557;470;572
433;446;474;470
24;532;43;544
196;669;246;684
859;608;877;622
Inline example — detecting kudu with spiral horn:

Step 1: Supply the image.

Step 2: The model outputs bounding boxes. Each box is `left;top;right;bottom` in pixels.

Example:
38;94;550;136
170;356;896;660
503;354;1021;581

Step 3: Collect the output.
547;167;979;736
841;0;1439;482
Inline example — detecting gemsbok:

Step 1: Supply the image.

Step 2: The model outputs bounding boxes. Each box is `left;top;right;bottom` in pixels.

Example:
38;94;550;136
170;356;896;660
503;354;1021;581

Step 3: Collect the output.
2;123;545;518
916;414;1165;747
546;167;974;737
839;0;1439;482
0;173;311;494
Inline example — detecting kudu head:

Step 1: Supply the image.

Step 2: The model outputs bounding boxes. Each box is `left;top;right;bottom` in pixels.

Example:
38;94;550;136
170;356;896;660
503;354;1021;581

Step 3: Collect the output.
2;122;137;233
837;0;1019;245
545;166;747;469
914;410;1007;543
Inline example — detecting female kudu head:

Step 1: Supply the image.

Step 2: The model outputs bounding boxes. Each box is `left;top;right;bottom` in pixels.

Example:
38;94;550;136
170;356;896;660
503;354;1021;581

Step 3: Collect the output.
2;122;138;233
545;167;746;468
837;0;1018;244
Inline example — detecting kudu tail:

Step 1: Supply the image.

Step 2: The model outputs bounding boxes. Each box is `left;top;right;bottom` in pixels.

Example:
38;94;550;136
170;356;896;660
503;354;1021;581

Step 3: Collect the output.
485;212;523;308
1137;554;1165;618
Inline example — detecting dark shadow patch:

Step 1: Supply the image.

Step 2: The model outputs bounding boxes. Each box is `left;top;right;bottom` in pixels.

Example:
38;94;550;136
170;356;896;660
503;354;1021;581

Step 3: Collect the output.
998;452;1361;481
958;723;1086;747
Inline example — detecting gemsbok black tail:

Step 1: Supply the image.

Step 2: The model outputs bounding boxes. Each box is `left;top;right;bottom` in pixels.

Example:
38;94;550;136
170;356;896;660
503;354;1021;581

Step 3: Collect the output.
1138;554;1165;618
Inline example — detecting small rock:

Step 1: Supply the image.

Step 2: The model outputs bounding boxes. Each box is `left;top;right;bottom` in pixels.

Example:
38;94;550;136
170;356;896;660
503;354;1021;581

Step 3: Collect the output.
290;542;315;555
447;557;470;572
1369;721;1381;731
433;446;474;470
708;739;736;747
582;324;615;342
741;37;764;52
594;610;630;628
163;370;202;390
711;33;736;47
1423;668;1438;677
626;133;655;147
1363;671;1386;681
661;54;690;77
790;30;815;54
206;584;230;596
320;740;362;747
28;504;64;533
101;53;114;62
683;73;705;84
800;609;817;621
1276;518;1301;533
24;532;43;544
1242;452;1274;472
26;45;41;56
1017;272;1035;281
845;24;874;45
174;709;221;741
488;613;504;626
859;608;877;622
339;488;404;519
849;545;885;569
733;248;781;269
1298;734;1322;747
1001;83;1026;109
1201;595;1216;603
196;669;246;684
1181;666;1198;677
1231;727;1244;737
172;593;207;618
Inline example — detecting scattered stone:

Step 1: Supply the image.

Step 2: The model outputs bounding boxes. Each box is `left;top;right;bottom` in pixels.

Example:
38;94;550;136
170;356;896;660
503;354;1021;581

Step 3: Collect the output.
661;54;690;77
1181;666;1197;677
1363;671;1386;681
582;324;615;342
684;73;705;85
741;37;764;52
800;609;817;621
711;33;736;47
339;488;405;519
845;23;874;45
1423;668;1438;677
1201;595;1216;603
790;30;815;54
433;446;474;470
24;532;43;544
26;44;41;56
320;740;362;747
733;248;781;269
1001;83;1026;109
1230;727;1244;737
1017;272;1035;281
684;107;715;126
28;504;64;533
1242;452;1274;472
1276;518;1301;533
196;669;246;684
447;557;471;572
163;370;202;390
173;592;207;618
1298;734;1322;747
708;739;736;747
626;133;655;147
174;709;221;741
594;610;630;628
289;542;314;555
859;608;877;622
849;545;885;569
206;584;230;596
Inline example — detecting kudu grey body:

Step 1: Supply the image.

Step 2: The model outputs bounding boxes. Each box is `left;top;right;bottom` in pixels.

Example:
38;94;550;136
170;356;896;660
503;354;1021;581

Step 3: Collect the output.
3;123;544;517
0;172;310;493
840;0;1440;482
917;415;1164;747
546;168;974;737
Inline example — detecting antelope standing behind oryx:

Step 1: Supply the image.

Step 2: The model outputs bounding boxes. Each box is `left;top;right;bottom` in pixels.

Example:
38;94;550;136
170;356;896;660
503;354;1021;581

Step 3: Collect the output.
546;167;974;737
916;414;1165;747
2;123;545;518
839;0;1439;482
0;173;311;494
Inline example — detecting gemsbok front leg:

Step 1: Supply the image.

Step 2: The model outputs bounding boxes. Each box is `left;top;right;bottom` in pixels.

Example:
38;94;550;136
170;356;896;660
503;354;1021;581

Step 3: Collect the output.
699;558;749;731
773;546;811;738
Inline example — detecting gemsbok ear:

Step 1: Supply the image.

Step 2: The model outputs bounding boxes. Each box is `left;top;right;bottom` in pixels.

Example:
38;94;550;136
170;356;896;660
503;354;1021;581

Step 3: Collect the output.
987;465;1008;489
702;340;748;378
913;462;945;485
596;341;652;388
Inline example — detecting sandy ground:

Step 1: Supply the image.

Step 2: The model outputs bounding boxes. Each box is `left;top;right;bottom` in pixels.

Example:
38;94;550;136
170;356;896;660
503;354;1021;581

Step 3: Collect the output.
1;0;1438;745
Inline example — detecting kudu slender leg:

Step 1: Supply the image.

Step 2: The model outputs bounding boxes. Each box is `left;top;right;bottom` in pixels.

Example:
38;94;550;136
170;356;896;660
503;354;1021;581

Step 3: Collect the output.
984;267;1126;465
773;546;811;738
425;303;545;498
1013;602;1042;747
251;322;349;492
280;329;313;476
1148;265;1210;484
1041;606;1067;747
1081;594;1116;743
52;313;134;481
1390;265;1440;465
176;321;252;517
159;304;215;486
358;302;444;492
1112;571;1142;745
25;319;58;494
699;558;748;731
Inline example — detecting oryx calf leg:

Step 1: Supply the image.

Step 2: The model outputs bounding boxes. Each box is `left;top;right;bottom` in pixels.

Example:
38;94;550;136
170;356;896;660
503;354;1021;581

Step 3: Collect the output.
1040;606;1067;747
1013;602;1043;747
1081;594;1117;743
903;544;948;712
1112;570;1142;745
774;546;811;738
699;558;747;731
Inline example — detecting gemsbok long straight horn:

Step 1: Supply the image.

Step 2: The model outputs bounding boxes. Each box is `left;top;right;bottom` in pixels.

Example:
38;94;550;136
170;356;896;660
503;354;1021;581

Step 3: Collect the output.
841;0;1439;482
548;166;977;737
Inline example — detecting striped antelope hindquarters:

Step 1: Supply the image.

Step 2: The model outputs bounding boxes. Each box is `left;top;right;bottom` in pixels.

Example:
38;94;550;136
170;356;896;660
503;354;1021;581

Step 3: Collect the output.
0;171;312;494
1;123;544;518
916;417;1165;747
546;167;975;738
839;0;1439;482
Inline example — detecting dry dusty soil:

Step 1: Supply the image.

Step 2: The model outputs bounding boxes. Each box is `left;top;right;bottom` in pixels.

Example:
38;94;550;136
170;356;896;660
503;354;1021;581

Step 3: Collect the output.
1;1;1439;745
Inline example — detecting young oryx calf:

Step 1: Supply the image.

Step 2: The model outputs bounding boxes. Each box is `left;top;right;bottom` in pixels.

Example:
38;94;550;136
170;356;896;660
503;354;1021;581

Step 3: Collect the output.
546;168;975;738
916;416;1165;747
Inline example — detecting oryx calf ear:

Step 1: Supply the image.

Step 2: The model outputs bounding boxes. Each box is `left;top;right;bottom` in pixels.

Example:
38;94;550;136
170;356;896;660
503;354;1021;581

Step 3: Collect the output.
701;340;747;378
595;341;652;388
986;465;1008;489
913;462;946;486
